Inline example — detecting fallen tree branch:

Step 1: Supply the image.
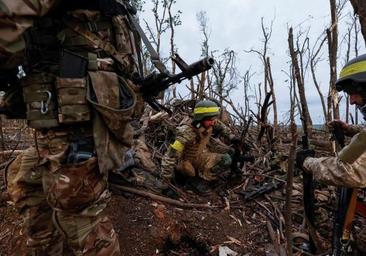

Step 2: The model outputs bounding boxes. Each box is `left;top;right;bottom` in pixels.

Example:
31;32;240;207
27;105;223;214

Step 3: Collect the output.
110;183;221;209
266;220;281;256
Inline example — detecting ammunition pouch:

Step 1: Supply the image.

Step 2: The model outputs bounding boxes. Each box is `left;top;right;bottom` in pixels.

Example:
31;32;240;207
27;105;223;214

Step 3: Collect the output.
19;10;140;130
56;77;90;124
22;73;59;128
22;50;93;129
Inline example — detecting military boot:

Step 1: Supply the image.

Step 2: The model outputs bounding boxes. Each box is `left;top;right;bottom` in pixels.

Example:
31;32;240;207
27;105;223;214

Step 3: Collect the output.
186;177;211;195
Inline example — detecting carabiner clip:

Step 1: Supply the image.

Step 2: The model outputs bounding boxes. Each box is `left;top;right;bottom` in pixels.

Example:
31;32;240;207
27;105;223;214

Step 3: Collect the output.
40;90;52;115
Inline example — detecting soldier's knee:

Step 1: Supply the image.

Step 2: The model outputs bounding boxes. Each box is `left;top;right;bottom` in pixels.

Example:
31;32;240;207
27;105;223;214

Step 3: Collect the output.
54;213;120;256
219;153;232;168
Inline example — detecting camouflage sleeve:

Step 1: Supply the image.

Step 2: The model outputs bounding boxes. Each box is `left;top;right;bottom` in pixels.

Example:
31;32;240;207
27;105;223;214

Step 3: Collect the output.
303;154;366;188
213;119;234;141
303;130;366;188
0;0;58;67
160;124;195;180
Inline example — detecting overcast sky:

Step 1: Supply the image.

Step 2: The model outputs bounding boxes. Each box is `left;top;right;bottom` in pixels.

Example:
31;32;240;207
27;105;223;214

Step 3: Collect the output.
140;0;365;124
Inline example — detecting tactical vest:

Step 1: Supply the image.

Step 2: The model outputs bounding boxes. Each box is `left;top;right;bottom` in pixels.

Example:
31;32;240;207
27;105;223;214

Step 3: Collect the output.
183;126;213;166
21;8;138;129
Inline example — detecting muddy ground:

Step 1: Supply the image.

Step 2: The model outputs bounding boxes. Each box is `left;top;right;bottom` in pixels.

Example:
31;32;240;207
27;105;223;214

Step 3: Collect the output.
0;186;270;256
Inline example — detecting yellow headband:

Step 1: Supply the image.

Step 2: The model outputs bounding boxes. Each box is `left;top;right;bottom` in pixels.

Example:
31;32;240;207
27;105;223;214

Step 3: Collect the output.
193;106;219;114
340;60;366;79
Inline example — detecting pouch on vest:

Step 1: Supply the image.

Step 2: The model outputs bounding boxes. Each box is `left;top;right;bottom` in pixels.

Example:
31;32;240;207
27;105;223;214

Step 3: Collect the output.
22;73;59;129
56;77;90;123
87;71;136;147
57;50;91;124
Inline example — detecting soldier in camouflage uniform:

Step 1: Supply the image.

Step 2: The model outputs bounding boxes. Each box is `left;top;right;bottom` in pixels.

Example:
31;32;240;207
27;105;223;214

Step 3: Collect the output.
160;100;235;193
296;54;366;253
1;1;145;255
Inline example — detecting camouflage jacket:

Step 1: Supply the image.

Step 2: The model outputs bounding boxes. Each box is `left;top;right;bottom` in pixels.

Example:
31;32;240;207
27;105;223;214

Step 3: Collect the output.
0;1;144;174
304;128;366;188
160;119;233;180
0;0;58;67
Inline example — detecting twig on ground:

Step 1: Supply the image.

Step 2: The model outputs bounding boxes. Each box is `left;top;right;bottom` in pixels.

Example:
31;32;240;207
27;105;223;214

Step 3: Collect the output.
110;184;221;209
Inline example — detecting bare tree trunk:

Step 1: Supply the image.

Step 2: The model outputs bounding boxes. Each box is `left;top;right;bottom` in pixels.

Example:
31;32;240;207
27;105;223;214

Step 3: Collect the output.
285;78;297;256
288;27;313;136
196;11;211;100
310;35;328;122
256;83;262;125
167;0;177;98
266;57;278;136
242;70;252;120
350;0;366;45
327;0;339;121
198;72;206;99
190;79;195;100
211;50;237;107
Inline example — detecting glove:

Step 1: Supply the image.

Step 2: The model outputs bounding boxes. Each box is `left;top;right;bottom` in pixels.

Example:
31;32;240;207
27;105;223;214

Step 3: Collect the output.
230;136;241;146
327;119;348;131
327;119;359;137
296;149;315;169
242;155;255;163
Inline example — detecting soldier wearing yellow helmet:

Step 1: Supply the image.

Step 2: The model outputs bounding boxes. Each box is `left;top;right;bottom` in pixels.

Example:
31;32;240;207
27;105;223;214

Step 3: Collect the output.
160;100;237;194
296;54;366;253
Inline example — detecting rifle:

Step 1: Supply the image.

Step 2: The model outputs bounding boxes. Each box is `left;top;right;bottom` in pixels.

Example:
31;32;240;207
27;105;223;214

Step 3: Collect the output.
301;132;317;253
115;1;215;112
231;116;254;172
137;54;214;112
331;124;357;256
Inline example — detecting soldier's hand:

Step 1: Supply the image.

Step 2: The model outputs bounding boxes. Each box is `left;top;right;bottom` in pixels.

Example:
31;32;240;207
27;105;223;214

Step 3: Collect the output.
296;149;315;169
328;119;349;133
230;136;241;146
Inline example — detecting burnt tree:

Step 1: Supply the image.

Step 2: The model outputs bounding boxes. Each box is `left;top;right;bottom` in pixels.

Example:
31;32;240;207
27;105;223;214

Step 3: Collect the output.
288;27;313;136
350;0;366;45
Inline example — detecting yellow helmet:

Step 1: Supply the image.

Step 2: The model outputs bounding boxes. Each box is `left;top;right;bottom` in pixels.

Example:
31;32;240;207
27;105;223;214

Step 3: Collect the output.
193;100;220;122
336;54;366;93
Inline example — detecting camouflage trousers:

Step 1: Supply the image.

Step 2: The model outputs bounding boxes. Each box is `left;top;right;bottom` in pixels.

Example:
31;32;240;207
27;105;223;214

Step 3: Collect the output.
176;152;232;181
6;131;120;256
356;225;366;253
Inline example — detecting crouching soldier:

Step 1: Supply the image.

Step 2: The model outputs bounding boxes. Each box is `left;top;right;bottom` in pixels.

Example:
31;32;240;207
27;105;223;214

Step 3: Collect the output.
160;100;237;194
296;54;366;254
